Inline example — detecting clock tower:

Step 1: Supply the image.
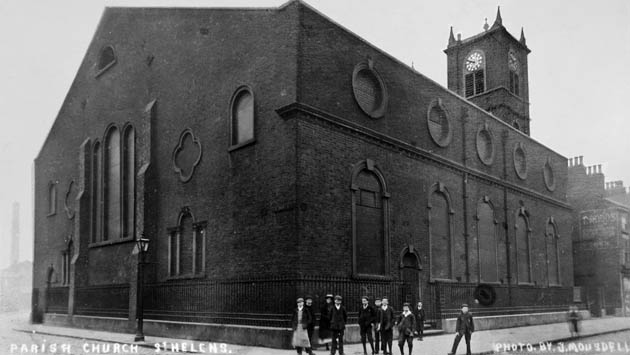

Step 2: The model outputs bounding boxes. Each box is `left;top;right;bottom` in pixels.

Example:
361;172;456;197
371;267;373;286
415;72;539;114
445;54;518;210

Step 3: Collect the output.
444;7;531;135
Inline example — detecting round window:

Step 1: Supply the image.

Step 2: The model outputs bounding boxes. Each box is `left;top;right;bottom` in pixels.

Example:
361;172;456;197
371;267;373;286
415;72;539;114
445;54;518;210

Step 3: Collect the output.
427;99;452;147
543;159;555;191
513;143;528;180
476;126;494;165
352;62;388;119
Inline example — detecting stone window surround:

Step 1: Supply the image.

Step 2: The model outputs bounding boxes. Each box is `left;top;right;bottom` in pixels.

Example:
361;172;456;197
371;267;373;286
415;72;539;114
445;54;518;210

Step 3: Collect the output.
350;158;391;280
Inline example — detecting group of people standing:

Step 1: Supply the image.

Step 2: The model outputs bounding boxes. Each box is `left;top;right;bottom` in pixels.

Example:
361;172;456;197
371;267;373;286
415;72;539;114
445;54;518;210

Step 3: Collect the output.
291;294;430;355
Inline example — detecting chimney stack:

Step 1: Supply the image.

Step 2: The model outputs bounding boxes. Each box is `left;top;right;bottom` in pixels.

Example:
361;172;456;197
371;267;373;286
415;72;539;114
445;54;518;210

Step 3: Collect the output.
11;202;19;266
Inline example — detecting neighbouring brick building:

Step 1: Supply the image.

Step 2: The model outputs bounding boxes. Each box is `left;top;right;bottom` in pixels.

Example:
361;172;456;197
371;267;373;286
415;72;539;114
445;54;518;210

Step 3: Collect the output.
33;1;578;347
568;157;630;317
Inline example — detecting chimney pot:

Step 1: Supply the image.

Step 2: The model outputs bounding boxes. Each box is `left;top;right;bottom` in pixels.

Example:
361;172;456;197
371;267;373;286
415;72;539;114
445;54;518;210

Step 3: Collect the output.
579;156;584;165
598;164;602;174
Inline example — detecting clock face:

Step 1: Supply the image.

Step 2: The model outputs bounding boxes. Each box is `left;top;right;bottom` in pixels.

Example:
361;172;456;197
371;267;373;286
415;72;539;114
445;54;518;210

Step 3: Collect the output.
465;51;484;72
508;51;520;72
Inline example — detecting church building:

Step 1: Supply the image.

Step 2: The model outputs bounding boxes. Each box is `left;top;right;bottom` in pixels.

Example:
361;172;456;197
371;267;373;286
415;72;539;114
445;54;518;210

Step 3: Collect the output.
33;1;578;347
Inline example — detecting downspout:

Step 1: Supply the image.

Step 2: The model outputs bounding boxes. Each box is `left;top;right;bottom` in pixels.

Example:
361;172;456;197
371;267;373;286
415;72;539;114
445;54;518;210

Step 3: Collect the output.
461;108;470;283
502;129;512;305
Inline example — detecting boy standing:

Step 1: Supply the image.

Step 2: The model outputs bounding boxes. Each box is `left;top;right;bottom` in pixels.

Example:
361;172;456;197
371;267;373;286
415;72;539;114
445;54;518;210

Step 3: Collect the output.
414;301;426;341
329;295;348;355
397;303;416;355
358;296;376;355
377;297;394;355
448;304;474;355
373;298;382;354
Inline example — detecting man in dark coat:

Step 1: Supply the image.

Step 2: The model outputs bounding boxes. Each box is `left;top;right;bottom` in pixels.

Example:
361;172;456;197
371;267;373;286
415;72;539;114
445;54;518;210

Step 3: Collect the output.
329;295;348;355
448;304;474;355
377;297;394;355
373;298;382;354
319;294;334;350
291;298;314;355
414;301;426;341
304;295;316;353
358;296;376;355
396;303;416;355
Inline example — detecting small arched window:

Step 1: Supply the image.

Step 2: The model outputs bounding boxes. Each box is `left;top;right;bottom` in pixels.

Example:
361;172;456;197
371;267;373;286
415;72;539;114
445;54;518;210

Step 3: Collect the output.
168;208;206;277
515;209;532;283
429;184;453;280
546;220;560;285
48;182;57;216
477;198;498;282
104;127;121;240
96;46;116;76
230;87;255;147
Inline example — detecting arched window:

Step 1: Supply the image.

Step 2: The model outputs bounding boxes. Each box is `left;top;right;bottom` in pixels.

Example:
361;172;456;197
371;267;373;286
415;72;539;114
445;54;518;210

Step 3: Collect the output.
48;182;57;215
546;220;560;285
230;87;254;147
96;45;116;76
429;184;453;280
123;126;135;239
351;160;389;277
477;198;498;282
464;50;485;97
508;51;520;96
91;141;102;242
168;208;206;277
515;209;532;283
104;127;121;240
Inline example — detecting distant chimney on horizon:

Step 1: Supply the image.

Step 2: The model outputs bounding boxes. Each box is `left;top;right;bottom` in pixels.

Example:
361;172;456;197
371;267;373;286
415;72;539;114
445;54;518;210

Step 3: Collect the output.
11;202;20;266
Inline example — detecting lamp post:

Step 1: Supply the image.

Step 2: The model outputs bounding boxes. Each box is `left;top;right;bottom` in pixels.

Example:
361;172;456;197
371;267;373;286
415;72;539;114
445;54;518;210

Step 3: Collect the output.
134;234;150;342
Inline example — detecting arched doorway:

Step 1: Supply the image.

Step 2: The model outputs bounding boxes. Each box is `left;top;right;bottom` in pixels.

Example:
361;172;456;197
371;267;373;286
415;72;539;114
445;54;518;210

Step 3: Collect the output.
400;249;421;306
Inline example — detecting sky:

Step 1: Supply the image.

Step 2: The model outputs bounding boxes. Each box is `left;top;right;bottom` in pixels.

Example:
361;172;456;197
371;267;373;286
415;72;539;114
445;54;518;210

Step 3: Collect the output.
0;0;628;267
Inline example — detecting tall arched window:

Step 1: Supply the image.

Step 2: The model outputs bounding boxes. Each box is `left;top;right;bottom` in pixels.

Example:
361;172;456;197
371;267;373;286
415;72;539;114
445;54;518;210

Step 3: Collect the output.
230;87;254;147
515;209;532;283
477;198;498;282
546;220;560;285
429;184;453;280
48;182;57;215
508;51;520;96
351;160;389;277
123;126;135;239
91;141;102;242
104;127;121;240
464;50;485;97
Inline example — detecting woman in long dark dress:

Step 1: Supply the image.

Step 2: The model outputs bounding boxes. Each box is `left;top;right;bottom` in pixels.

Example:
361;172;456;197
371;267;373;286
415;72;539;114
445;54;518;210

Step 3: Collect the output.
318;294;334;350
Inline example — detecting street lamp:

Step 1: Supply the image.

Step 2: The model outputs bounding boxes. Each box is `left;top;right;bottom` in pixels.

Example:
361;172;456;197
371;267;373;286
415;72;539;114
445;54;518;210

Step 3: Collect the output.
134;234;150;342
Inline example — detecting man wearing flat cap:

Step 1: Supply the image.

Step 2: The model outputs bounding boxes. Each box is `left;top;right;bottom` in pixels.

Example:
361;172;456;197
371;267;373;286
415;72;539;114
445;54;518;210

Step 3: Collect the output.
448;304;474;355
358;296;376;355
291;297;313;355
304;295;316;352
329;295;347;355
377;297;394;355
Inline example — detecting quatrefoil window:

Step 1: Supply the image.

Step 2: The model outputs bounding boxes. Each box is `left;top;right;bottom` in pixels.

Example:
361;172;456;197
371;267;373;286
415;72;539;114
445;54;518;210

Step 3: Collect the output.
172;128;202;183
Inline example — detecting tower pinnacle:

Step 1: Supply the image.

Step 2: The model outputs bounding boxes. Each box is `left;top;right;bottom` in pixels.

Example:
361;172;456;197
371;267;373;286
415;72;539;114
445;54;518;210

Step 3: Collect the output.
520;27;527;45
491;6;502;29
448;26;456;46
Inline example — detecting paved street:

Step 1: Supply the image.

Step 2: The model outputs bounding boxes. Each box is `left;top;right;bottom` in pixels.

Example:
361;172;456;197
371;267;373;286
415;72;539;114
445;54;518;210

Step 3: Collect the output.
2;310;630;355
